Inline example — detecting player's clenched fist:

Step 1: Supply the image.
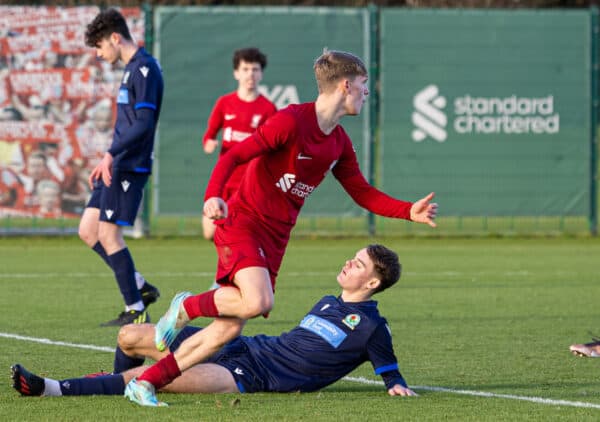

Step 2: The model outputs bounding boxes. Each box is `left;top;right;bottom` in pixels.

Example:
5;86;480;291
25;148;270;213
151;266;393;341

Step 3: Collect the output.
203;197;228;220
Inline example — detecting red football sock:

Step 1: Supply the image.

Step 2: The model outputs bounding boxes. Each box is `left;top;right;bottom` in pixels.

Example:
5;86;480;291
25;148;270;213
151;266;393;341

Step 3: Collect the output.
137;352;181;390
183;289;219;319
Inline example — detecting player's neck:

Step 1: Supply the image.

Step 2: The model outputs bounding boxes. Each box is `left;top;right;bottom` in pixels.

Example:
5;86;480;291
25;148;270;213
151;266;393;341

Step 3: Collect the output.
237;88;259;102
120;42;139;65
315;95;344;135
340;290;371;303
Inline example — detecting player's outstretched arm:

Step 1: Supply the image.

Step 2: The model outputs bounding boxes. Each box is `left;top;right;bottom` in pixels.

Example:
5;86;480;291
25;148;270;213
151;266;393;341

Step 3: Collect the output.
409;192;438;228
204;197;228;220
388;384;418;397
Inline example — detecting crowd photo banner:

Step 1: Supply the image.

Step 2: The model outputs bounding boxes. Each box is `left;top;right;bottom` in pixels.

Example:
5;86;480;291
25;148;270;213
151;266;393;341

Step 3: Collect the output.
0;6;144;219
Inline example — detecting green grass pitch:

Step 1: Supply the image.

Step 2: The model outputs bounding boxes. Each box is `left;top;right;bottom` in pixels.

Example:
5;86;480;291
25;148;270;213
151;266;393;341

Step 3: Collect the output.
2;236;600;421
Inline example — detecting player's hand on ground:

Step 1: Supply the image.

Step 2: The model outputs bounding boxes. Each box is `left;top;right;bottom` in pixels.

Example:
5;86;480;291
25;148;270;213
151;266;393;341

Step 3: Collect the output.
203;139;219;154
410;192;438;228
204;197;228;220
388;384;418;397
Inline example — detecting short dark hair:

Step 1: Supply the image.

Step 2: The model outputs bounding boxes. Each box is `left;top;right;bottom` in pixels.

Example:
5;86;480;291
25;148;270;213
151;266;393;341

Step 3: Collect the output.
233;47;267;70
85;8;132;48
314;50;367;93
366;244;401;294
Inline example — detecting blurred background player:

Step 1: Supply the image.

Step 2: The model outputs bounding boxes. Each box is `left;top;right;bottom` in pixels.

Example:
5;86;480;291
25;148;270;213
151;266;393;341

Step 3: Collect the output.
122;50;437;406
12;244;417;403
78;8;163;326
201;47;276;241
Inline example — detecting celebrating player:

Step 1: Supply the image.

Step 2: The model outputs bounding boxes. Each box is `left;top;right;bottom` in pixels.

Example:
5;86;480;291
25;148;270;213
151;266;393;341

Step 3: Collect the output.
201;47;277;240
123;50;437;406
78;8;163;326
12;245;417;402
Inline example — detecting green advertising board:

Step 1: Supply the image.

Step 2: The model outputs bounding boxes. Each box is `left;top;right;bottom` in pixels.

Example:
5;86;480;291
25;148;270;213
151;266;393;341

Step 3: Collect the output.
154;6;370;216
380;9;593;217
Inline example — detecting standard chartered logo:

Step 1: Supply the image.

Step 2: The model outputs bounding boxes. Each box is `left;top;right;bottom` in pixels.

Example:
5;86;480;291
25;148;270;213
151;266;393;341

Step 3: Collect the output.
411;85;560;141
454;95;559;134
412;85;447;142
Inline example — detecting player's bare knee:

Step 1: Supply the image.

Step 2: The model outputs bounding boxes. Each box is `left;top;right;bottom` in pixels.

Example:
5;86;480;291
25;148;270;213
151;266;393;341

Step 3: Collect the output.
239;298;273;319
78;225;95;246
117;324;142;351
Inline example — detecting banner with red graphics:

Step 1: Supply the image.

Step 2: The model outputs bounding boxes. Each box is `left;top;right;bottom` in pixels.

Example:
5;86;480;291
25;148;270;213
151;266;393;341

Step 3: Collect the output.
0;6;144;219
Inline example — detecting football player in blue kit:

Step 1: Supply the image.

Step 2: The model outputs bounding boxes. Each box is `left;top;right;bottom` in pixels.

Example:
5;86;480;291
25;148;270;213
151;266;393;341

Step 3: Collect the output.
78;8;163;326
12;244;417;402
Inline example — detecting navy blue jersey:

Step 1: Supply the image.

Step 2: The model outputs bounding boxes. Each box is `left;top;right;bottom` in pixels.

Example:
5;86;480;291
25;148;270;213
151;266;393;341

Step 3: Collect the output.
240;295;406;392
109;47;163;173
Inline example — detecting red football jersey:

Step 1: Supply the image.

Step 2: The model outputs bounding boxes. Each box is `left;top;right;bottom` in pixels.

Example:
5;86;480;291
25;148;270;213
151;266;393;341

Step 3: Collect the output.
205;102;413;228
203;92;277;197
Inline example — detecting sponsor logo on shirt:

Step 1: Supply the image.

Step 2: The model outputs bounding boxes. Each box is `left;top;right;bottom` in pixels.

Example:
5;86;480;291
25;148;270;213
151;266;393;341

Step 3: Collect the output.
300;314;347;348
139;66;149;78
117;88;129;105
342;314;361;330
290;181;315;198
276;173;316;199
275;173;296;193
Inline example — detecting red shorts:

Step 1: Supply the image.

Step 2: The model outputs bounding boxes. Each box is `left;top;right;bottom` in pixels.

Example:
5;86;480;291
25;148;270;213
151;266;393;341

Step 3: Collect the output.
213;207;291;293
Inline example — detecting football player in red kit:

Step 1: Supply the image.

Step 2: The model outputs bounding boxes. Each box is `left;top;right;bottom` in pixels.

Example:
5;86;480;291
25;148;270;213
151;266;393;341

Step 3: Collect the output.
124;50;437;406
201;47;277;240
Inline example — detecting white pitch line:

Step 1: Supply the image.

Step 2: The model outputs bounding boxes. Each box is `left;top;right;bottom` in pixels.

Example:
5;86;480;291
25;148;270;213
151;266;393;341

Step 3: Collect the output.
343;376;600;410
3;332;599;410
0;332;113;353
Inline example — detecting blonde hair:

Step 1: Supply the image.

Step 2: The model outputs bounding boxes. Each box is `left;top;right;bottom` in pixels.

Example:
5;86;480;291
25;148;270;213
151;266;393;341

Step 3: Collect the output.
314;50;367;93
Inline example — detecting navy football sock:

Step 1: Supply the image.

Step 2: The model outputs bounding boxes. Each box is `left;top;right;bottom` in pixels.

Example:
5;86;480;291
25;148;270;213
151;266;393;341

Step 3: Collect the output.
107;248;142;306
59;374;125;396
92;241;111;267
114;346;145;373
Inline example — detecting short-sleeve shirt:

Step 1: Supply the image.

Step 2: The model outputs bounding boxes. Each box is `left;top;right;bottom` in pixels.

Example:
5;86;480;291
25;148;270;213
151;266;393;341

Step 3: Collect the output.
203;93;276;199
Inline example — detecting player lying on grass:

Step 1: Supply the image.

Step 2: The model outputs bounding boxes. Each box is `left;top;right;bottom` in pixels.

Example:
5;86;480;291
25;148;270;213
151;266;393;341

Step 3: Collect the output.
12;244;417;404
125;49;436;407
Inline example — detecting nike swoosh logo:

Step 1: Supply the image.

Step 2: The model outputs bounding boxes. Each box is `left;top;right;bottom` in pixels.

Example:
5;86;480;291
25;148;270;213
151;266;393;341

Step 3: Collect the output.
297;153;312;160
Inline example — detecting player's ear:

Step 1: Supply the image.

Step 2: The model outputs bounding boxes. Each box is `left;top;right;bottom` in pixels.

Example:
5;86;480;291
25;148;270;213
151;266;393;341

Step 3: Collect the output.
366;277;381;292
109;32;121;45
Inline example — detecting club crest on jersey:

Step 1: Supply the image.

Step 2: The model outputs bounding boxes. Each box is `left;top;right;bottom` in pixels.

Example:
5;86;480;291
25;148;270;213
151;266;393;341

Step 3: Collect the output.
121;180;130;192
140;66;149;78
251;114;262;128
342;314;361;330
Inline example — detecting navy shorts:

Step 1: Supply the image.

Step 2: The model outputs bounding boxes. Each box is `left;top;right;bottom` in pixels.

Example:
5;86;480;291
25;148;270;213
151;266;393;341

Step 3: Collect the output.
171;326;265;393
87;170;148;226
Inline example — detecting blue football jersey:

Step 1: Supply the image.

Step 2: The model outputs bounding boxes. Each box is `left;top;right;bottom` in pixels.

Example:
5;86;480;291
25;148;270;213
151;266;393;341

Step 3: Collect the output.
109;47;163;173
241;295;406;392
